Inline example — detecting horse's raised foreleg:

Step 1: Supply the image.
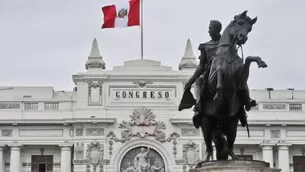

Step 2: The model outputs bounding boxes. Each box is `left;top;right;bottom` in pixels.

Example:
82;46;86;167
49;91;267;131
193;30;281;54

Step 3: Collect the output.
241;56;267;85
227;118;239;160
240;56;267;110
213;65;223;101
201;117;213;161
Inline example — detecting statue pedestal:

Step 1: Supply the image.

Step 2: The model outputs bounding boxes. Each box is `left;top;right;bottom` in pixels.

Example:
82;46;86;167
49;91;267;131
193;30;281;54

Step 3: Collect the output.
190;160;281;172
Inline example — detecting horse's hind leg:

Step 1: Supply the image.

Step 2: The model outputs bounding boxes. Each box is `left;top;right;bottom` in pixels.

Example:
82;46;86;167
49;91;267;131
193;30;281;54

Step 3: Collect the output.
227;118;239;160
212;128;229;160
201;117;213;161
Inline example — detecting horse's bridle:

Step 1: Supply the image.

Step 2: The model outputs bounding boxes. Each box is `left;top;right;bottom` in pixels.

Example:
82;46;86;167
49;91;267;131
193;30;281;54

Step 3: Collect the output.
210;34;245;64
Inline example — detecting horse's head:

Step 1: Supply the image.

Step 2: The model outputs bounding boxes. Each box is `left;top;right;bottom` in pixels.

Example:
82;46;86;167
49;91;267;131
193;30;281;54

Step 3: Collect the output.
229;10;257;45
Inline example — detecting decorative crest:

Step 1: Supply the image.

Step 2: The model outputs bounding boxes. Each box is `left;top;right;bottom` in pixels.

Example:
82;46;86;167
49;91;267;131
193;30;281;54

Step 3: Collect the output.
118;8;128;18
86;141;104;168
132;80;153;88
106;107;180;158
130;106;156;126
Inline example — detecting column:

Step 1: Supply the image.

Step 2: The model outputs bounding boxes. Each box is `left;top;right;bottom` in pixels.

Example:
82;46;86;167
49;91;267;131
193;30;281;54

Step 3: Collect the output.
278;143;291;172
261;144;274;168
61;146;72;172
0;146;4;172
9;146;21;172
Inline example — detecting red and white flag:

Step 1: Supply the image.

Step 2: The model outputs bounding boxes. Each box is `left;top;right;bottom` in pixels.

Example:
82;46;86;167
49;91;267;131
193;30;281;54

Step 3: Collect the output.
101;0;140;28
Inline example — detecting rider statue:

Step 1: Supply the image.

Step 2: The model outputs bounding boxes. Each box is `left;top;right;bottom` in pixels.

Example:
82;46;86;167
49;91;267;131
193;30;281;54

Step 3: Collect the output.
184;20;256;129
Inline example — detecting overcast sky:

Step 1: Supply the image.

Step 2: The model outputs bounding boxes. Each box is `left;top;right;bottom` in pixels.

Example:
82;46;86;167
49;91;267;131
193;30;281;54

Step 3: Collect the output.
0;0;304;91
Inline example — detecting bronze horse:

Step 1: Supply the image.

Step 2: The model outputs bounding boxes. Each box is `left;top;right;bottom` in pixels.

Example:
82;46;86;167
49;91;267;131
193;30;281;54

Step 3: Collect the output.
199;11;267;161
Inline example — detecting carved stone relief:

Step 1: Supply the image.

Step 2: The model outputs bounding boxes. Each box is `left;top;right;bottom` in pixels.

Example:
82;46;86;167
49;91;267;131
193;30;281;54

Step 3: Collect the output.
176;141;200;172
263;103;286;110
271;130;281;138
2;129;12;137
107;106;180;157
86;142;105;172
181;128;200;137
0;103;20;109
75;142;84;159
76;128;84;136
132;80;153;88
86;128;104;136
120;147;165;172
129;107;156;126
88;81;103;106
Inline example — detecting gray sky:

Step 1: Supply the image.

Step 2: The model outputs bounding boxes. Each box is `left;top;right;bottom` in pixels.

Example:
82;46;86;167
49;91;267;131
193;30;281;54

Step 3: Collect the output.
0;0;304;91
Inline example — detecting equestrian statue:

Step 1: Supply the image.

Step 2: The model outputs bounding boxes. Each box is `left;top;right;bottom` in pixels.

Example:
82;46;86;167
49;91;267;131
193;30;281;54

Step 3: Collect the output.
179;10;267;161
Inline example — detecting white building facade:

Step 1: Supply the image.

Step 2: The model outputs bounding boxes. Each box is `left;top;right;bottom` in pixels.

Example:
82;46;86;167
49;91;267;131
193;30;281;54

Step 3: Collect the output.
0;38;304;172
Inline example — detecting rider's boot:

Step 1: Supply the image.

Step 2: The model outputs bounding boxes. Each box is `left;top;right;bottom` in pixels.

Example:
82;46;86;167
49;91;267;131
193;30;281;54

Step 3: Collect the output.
244;97;257;111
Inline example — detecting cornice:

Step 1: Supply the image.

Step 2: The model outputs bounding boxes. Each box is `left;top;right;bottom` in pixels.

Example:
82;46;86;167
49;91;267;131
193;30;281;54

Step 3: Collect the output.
0;118;116;125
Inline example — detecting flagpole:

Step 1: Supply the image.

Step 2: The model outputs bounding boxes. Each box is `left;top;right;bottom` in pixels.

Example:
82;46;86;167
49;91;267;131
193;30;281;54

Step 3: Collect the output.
140;0;144;59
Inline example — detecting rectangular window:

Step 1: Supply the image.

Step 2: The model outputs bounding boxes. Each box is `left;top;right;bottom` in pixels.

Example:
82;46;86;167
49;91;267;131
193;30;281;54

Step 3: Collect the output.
44;102;59;110
24;102;38;110
289;104;302;111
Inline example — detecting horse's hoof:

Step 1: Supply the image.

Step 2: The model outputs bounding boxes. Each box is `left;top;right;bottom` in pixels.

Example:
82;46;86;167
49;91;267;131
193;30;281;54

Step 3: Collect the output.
229;151;239;160
232;156;239;160
258;61;267;68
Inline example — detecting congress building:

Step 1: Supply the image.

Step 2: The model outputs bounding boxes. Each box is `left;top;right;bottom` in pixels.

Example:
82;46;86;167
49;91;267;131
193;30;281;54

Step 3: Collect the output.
0;38;304;172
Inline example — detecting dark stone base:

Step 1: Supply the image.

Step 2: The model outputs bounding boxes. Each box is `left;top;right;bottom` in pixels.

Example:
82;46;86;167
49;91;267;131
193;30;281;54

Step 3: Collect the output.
190;160;281;172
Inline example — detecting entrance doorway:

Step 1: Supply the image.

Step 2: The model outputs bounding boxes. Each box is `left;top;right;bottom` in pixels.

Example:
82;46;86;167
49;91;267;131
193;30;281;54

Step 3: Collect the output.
31;155;53;172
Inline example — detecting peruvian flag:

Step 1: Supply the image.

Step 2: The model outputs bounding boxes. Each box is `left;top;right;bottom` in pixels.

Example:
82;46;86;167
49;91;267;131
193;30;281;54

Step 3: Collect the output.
101;0;140;28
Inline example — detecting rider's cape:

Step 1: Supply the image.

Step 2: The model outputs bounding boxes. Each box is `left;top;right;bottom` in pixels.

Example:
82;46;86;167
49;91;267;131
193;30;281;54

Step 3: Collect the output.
178;89;196;111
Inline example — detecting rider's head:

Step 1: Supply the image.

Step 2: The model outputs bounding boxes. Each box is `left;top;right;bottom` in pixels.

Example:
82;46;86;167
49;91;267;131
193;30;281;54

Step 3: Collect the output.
208;20;222;40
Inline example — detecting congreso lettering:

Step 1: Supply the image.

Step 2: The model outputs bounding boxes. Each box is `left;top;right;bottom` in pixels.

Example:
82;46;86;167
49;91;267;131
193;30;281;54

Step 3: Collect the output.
115;90;170;99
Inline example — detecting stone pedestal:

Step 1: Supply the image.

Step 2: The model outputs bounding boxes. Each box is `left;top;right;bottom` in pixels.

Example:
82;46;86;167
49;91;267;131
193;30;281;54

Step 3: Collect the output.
190;160;281;172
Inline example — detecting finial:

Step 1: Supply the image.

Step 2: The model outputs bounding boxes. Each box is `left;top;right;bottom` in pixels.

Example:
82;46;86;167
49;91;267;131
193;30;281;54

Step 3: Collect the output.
179;38;198;70
89;38;101;57
85;38;106;70
184;38;195;58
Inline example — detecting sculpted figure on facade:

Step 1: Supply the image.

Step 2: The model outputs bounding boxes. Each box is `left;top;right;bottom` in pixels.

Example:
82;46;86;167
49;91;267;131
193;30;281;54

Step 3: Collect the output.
121;162;136;172
151;161;164;172
134;147;151;172
75;142;84;159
